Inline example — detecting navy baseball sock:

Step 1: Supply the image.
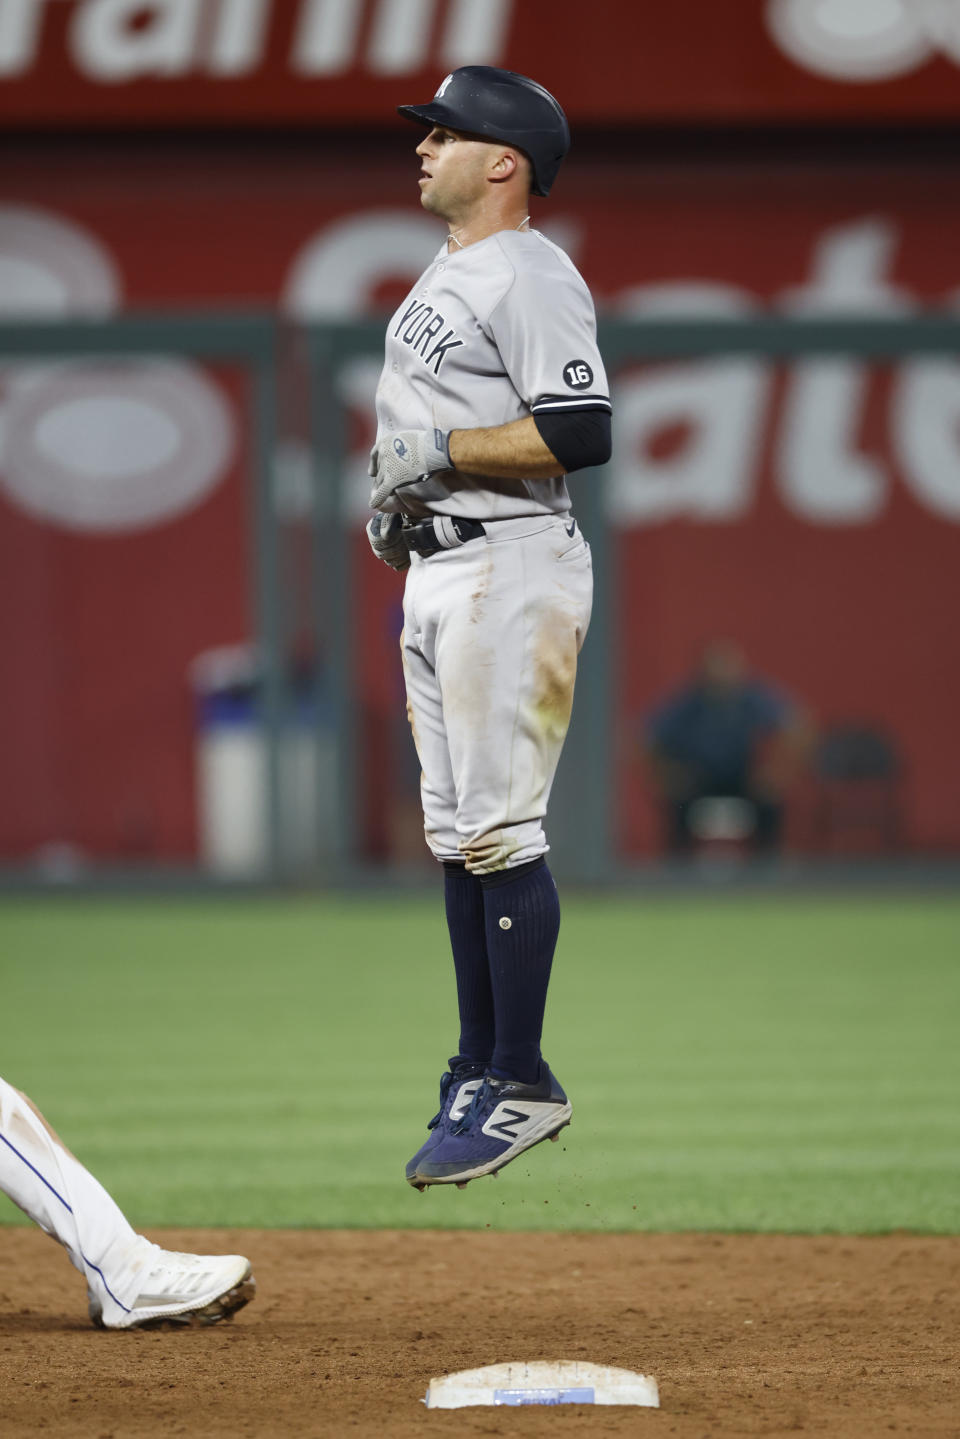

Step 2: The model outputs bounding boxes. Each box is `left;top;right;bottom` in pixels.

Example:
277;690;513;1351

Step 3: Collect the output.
480;857;560;1086
443;861;494;1066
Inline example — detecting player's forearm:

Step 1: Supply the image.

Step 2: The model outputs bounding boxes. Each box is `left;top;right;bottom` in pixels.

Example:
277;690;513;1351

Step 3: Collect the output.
448;417;563;479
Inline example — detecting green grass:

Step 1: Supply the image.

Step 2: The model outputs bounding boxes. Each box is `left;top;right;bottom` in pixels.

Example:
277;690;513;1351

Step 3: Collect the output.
1;893;958;1233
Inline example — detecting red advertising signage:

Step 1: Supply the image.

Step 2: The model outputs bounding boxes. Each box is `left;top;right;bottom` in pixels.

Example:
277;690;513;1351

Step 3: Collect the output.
4;0;960;128
1;145;959;862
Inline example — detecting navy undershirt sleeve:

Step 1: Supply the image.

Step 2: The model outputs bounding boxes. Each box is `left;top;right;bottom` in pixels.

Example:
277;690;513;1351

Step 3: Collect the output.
533;407;612;474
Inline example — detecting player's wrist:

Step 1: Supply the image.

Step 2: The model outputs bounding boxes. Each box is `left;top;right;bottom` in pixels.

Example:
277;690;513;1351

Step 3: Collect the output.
429;428;452;472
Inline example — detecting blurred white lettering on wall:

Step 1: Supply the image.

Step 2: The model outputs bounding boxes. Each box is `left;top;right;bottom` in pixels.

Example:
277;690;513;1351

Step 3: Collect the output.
606;218;960;528
0;0;515;79
767;0;960;81
0;203;236;533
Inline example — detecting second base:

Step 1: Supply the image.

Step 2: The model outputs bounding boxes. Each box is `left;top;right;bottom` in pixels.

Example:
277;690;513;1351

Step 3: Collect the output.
424;1359;659;1408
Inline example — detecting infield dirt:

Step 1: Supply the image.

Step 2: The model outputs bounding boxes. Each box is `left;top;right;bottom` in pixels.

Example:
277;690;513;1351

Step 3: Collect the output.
0;1228;956;1437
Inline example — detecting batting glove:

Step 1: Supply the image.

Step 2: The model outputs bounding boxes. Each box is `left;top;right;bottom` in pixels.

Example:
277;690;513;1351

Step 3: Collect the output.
366;512;410;572
368;428;451;511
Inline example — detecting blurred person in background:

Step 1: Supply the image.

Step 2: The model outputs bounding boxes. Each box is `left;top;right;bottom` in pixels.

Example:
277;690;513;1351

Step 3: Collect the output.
0;1075;254;1329
644;640;812;857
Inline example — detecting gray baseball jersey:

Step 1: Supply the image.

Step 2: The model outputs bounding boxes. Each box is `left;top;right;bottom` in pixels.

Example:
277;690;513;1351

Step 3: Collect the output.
374;227;610;521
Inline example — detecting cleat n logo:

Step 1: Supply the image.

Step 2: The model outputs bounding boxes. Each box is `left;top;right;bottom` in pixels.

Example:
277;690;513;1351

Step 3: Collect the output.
484;1106;528;1141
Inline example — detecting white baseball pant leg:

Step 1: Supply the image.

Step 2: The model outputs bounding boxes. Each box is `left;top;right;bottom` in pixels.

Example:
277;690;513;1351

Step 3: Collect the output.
0;1076;149;1325
401;515;593;873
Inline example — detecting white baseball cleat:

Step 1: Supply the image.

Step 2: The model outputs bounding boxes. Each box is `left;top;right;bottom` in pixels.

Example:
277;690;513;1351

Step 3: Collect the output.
90;1240;255;1330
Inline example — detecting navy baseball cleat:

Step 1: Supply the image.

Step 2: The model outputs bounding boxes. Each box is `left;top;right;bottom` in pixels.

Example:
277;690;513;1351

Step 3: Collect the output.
406;1059;485;1188
414;1062;571;1187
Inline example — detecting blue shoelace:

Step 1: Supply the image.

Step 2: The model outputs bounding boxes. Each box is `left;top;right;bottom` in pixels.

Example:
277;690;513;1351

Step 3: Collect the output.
452;1078;494;1136
426;1069;456;1131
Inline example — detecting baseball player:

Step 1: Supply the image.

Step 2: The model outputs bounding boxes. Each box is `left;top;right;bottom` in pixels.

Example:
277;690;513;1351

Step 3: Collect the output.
366;68;611;1189
0;1074;254;1328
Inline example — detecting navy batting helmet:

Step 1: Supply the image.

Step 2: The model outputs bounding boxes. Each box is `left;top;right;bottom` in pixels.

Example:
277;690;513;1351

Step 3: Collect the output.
397;66;570;198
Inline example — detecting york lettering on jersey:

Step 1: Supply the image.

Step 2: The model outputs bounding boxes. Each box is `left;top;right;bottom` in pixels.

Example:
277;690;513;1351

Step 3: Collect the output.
394;300;464;375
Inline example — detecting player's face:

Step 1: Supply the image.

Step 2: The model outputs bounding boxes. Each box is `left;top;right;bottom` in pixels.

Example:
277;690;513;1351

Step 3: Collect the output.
415;127;494;222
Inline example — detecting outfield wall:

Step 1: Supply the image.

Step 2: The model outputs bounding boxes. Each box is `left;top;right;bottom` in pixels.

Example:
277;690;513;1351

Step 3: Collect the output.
1;140;959;869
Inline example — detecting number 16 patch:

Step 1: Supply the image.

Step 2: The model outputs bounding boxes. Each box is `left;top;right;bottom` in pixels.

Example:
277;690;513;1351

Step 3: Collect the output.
563;359;594;390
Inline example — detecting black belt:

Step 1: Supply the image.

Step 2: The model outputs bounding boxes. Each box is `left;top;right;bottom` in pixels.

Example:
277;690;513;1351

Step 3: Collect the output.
403;516;486;557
